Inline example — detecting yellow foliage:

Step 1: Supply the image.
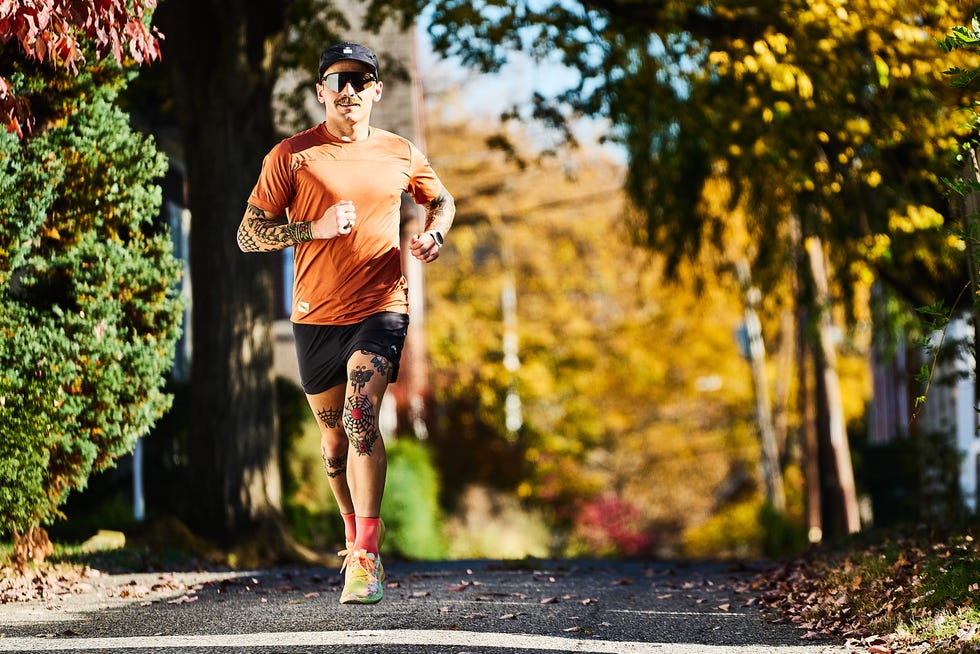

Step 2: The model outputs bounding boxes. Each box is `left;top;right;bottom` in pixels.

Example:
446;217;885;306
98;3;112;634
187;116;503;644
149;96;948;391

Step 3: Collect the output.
709;50;730;67
770;64;797;93
860;233;891;261
796;72;814;99
887;205;944;233
946;233;967;252
765;32;790;55
682;498;765;559
423;117;782;555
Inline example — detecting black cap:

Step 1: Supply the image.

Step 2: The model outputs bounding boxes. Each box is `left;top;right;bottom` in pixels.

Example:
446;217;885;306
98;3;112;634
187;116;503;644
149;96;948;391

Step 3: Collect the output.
318;42;380;79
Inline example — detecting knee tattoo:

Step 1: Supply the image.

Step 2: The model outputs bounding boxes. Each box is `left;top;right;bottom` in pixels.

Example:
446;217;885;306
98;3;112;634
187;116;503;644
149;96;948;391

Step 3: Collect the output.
344;393;380;456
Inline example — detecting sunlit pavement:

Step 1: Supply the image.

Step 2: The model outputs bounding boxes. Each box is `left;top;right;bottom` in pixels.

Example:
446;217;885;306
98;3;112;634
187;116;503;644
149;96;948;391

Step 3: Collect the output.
0;559;849;653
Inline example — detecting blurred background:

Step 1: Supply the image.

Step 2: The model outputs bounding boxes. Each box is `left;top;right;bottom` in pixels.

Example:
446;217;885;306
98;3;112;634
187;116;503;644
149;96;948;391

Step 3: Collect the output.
3;0;979;566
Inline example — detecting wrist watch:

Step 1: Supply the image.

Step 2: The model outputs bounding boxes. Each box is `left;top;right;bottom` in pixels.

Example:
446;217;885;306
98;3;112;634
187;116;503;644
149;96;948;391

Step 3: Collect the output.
431;231;444;247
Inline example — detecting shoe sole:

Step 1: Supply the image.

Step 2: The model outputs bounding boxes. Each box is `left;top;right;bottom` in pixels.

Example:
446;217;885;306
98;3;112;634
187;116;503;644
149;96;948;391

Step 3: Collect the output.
340;591;383;605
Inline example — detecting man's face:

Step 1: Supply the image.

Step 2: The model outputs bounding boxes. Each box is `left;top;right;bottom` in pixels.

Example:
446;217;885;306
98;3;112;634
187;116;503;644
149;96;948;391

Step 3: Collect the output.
317;61;383;122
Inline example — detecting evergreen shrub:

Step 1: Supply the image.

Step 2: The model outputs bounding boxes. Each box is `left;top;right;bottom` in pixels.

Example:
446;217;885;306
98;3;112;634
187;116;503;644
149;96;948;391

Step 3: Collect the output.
0;64;182;539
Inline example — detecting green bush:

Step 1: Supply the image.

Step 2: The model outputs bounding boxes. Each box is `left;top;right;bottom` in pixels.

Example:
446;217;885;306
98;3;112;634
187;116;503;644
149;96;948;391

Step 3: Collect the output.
381;438;447;559
0;63;182;538
278;377;344;551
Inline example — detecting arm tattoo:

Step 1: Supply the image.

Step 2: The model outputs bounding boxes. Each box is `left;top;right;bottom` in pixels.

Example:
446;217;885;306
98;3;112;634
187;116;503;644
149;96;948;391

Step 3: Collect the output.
423;190;456;234
237;203;314;252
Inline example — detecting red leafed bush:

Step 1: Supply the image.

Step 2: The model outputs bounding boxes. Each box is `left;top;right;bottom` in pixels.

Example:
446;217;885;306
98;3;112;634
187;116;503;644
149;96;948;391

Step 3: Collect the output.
571;493;656;557
0;0;162;137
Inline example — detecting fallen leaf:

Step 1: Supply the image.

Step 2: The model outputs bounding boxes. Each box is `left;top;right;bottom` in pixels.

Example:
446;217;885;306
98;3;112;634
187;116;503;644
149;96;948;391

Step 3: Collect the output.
166;595;198;605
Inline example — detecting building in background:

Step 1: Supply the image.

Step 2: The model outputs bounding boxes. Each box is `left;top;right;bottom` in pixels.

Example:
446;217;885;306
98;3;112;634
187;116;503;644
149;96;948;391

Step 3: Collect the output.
868;316;980;522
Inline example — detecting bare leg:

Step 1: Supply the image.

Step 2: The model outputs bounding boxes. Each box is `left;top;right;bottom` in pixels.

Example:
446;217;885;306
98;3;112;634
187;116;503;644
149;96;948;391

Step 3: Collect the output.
343;350;392;520
306;384;354;516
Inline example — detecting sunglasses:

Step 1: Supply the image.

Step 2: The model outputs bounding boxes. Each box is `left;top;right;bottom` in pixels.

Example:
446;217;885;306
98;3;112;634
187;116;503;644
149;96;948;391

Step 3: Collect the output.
320;71;378;93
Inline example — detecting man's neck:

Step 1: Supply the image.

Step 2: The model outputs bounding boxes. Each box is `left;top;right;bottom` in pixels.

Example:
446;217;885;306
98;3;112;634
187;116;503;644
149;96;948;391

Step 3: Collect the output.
325;120;371;142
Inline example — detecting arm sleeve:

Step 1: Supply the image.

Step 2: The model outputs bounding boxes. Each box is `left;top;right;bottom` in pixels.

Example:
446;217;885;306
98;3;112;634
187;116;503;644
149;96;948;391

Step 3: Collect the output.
406;141;445;205
247;140;294;216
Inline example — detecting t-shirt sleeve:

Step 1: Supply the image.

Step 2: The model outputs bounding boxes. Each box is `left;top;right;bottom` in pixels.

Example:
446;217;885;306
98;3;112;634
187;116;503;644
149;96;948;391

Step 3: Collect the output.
248;140;294;215
406;141;445;205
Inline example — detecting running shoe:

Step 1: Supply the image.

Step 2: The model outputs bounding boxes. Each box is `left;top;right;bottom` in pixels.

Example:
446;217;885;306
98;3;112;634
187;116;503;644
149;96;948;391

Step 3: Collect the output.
339;549;383;604
338;518;385;580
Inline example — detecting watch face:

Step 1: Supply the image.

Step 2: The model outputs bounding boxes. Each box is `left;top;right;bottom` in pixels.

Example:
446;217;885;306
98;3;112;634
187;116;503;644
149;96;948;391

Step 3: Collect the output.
432;231;444;246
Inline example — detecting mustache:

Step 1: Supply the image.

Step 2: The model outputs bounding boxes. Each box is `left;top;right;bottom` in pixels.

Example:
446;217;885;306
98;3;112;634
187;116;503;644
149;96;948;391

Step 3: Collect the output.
335;97;360;107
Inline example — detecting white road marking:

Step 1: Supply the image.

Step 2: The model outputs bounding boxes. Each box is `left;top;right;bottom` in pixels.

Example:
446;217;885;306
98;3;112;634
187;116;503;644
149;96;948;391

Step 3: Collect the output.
0;629;844;652
609;609;749;617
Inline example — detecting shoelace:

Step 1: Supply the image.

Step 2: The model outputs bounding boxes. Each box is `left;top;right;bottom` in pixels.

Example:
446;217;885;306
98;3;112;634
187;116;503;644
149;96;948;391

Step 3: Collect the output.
338;546;380;577
338;543;354;574
348;553;377;580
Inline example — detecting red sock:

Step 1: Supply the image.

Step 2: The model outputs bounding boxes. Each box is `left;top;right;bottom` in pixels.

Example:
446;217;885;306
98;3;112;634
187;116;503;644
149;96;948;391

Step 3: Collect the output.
341;512;357;544
353;516;380;554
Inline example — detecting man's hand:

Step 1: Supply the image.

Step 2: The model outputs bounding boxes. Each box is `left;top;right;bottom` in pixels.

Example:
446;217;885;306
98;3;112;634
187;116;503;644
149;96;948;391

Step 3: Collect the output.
311;200;357;239
410;231;442;263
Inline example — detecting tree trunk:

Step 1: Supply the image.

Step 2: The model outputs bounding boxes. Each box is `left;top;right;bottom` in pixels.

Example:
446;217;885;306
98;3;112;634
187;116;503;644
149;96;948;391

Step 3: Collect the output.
155;0;286;544
799;332;823;544
805;236;861;534
735;259;785;512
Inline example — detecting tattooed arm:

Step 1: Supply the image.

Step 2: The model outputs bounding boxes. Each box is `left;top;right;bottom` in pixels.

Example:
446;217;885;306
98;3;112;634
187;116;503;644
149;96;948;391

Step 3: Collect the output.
237;204;311;253
423;189;455;236
409;188;456;263
237;200;358;253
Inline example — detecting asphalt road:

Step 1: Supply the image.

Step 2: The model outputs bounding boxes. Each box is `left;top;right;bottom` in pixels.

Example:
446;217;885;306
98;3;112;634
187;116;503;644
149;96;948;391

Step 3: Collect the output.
0;559;850;653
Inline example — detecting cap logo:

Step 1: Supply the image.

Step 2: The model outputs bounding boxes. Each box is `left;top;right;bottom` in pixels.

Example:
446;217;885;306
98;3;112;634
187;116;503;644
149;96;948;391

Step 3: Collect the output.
343;47;353;54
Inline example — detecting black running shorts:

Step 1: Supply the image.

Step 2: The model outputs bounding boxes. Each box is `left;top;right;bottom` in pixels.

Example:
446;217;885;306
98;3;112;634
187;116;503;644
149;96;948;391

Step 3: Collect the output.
292;311;410;395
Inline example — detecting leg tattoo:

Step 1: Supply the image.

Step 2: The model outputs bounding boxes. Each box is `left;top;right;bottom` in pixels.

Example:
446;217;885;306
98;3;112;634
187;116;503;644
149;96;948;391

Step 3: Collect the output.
344;393;380;456
316;406;342;429
322;453;347;479
344;354;390;456
350;364;375;392
365;350;392;380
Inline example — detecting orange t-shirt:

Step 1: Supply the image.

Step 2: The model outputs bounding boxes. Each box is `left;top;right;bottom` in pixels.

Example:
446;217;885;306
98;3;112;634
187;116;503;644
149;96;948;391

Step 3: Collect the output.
248;124;444;324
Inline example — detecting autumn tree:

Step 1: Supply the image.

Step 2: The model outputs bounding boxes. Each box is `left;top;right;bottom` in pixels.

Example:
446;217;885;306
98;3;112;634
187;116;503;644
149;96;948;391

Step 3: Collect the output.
423;113;776;557
0;1;179;564
374;0;979;538
0;0;160;137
